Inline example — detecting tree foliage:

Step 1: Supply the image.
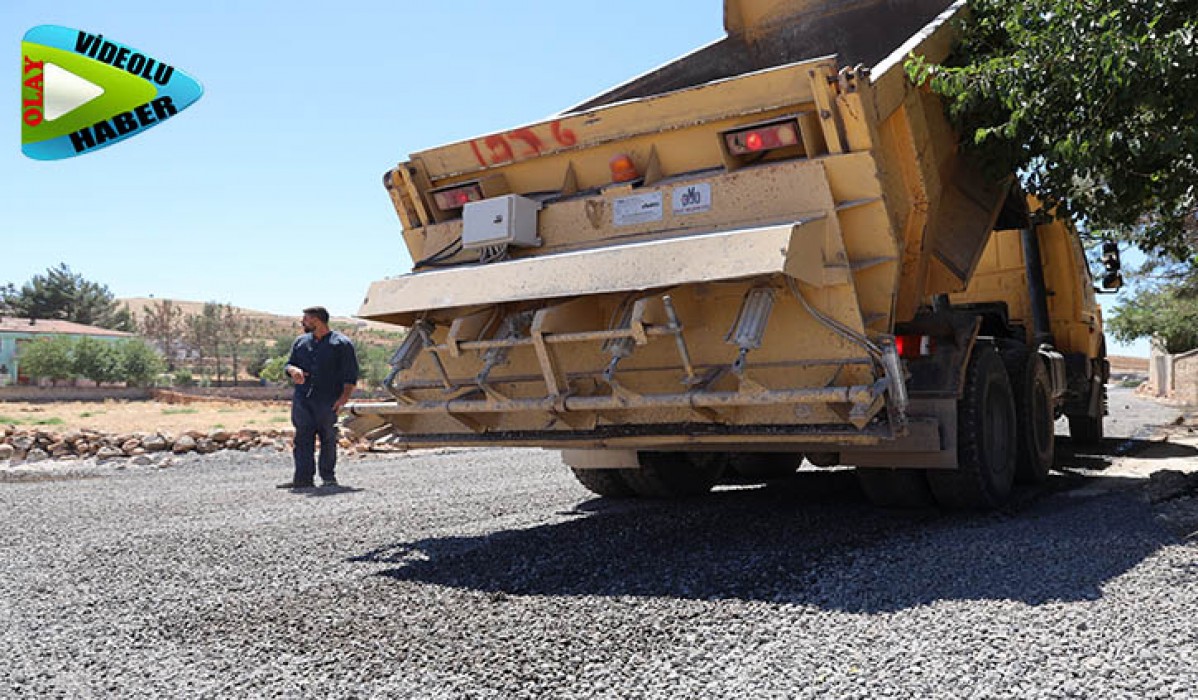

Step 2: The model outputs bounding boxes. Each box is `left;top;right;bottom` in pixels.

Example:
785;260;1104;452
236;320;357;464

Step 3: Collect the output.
73;337;121;384
243;341;273;379
357;344;391;388
259;355;289;383
1107;258;1198;353
184;306;217;381
180;302;259;383
222;305;256;383
17;335;165;385
910;0;1198;257
116;339;167;387
140;299;184;370
18;336;76;382
1;264;135;331
1108;287;1198;354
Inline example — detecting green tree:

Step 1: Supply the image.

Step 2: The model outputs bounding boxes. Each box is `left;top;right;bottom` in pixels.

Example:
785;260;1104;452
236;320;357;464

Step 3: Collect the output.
1107;258;1198;353
358;344;391;388
200;302;226;383
17;336;75;382
243;340;273;379
259;355;289;383
222;304;256;383
140;299;184;370
73;337;121;384
116;339;166;387
1108;287;1198;354
183;304;226;383
247;330;294;381
909;0;1198;257
172;368;195;387
1;264;136;330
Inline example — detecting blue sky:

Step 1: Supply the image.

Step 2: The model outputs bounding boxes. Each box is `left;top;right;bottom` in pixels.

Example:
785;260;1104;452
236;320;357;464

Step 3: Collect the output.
3;1;1147;355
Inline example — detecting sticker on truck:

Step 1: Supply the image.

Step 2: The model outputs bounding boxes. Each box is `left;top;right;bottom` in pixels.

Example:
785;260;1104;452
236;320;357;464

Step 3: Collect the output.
612;191;663;227
672;183;712;215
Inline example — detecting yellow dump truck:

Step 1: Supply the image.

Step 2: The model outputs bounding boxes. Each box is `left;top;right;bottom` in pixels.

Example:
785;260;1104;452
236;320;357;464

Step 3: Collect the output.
348;0;1112;509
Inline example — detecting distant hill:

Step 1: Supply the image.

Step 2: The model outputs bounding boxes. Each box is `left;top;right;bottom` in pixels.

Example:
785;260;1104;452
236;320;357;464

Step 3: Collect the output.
118;297;403;339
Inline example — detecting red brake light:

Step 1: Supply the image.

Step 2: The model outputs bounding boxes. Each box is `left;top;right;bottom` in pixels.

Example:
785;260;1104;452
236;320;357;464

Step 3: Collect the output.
725;121;800;156
432;183;484;211
896;335;935;359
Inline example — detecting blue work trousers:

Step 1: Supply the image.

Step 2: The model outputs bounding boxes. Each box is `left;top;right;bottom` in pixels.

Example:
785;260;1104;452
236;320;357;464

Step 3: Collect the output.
292;398;338;483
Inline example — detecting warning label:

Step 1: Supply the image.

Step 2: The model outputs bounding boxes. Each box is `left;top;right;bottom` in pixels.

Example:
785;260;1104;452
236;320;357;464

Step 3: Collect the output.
612;191;664;227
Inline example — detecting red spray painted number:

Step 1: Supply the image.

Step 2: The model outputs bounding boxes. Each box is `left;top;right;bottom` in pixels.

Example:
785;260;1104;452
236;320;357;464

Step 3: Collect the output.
507;128;543;157
550;120;576;146
483;135;514;164
469;119;580;166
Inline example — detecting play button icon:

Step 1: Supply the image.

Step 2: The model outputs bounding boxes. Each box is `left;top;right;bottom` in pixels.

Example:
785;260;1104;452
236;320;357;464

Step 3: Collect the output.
21;25;203;160
43;63;105;121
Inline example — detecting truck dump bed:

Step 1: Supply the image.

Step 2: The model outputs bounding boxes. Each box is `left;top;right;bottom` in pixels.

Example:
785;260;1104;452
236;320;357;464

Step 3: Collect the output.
569;0;960;110
350;0;1010;454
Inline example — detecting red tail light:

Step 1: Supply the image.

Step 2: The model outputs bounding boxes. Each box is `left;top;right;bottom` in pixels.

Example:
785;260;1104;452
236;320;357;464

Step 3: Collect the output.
724;121;800;156
895;335;935;359
431;183;484;211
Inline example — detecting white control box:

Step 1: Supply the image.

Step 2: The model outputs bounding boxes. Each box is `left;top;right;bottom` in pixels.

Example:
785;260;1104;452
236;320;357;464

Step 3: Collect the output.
462;194;542;249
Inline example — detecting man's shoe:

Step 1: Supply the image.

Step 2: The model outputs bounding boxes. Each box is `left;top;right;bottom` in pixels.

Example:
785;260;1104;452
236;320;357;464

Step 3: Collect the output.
277;481;315;489
319;479;339;488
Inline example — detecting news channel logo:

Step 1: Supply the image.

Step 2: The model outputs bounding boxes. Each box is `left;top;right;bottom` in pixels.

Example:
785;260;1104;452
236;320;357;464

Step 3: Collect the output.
21;25;203;160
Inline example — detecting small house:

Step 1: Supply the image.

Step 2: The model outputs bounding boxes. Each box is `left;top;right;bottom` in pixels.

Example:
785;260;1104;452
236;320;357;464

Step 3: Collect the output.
0;318;132;386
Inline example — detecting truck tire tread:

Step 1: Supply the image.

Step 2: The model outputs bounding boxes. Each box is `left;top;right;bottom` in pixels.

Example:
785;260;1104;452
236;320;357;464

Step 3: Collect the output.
625;452;727;498
928;344;1017;510
569;468;636;498
1000;345;1055;483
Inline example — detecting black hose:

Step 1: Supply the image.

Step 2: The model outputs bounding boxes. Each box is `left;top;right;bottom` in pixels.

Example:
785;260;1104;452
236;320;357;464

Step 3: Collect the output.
413;237;463;268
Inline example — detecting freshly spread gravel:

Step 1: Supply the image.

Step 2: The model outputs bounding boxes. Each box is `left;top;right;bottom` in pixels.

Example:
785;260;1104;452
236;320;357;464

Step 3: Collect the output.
2;388;1196;699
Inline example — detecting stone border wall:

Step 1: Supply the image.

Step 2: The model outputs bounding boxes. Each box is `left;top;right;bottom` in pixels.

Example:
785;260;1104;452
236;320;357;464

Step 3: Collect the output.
0;386;153;403
0;426;296;464
1147;345;1198;405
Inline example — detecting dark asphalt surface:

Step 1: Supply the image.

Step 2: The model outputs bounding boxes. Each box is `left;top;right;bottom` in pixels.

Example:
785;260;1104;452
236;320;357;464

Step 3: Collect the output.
1;385;1196;698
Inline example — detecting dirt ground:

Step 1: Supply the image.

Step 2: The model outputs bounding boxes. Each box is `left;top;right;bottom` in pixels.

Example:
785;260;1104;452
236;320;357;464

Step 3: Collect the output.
0;400;291;434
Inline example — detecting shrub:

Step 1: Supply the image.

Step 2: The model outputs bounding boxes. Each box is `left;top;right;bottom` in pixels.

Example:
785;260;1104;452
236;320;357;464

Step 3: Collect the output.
259;355;289;384
17;336;75;382
116;339;166;387
73;337;121;384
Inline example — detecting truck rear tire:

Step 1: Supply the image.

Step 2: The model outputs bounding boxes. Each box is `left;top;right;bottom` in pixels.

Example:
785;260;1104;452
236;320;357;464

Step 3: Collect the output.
1068;346;1107;445
856;468;934;508
1002;348;1055;483
1068;411;1104;444
727;453;800;481
804;452;840;467
1067;379;1105;444
570;468;636;498
928;344;1017;510
624;452;727;498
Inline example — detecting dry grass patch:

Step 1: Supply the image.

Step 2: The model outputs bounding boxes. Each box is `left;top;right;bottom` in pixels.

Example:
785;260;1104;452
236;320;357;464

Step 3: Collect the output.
0;400;290;434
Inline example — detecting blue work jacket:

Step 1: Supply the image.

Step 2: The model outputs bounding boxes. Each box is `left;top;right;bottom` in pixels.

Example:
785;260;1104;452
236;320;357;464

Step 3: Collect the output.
286;330;359;405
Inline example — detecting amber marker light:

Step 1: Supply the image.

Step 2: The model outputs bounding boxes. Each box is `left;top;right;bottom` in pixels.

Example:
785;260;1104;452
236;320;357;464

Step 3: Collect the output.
609;153;640;183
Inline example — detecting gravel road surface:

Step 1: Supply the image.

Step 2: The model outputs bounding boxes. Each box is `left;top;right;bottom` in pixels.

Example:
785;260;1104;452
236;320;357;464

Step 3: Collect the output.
2;386;1197;699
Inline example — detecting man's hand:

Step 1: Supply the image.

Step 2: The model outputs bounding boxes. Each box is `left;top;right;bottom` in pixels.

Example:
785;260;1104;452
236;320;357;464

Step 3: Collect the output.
286;365;306;384
333;384;355;414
